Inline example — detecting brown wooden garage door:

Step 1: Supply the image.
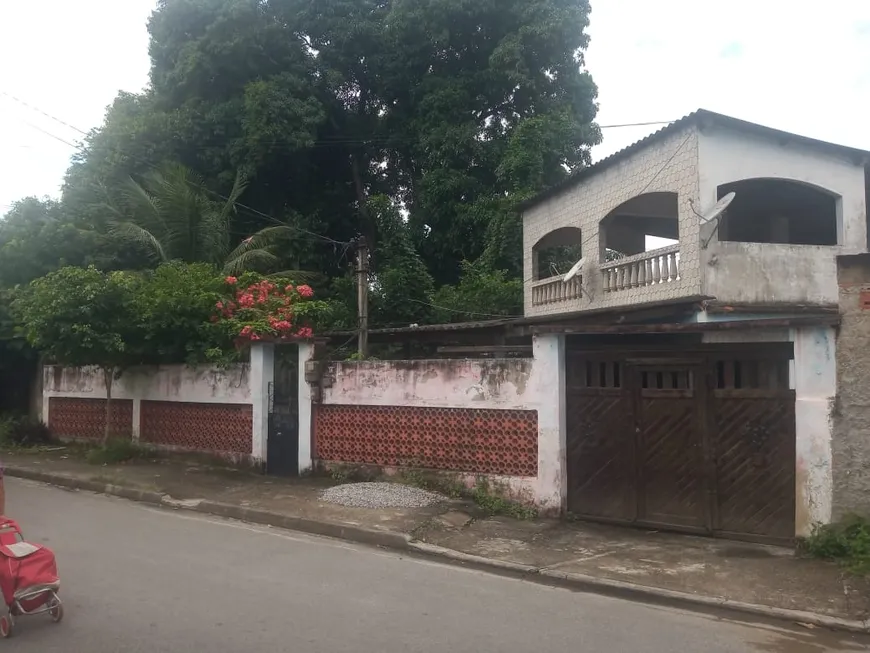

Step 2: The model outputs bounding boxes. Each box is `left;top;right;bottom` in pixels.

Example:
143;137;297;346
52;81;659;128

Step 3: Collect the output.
566;345;796;544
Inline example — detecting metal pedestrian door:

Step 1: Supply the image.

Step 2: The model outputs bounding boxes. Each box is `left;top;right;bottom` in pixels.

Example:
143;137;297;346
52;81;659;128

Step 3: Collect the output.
266;347;299;476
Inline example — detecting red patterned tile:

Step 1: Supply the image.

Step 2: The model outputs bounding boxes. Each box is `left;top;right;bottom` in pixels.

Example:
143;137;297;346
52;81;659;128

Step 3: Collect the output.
314;405;538;476
48;397;133;440
140;401;252;454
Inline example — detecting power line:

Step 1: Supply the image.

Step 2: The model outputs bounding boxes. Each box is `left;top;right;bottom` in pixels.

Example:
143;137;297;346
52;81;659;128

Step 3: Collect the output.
599;120;674;129
4;90;678;252
1;92;88;136
12;116;80;149
3;91;350;247
407;297;522;319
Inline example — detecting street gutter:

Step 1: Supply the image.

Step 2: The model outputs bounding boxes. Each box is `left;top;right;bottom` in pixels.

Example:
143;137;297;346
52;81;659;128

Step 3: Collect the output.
7;465;868;636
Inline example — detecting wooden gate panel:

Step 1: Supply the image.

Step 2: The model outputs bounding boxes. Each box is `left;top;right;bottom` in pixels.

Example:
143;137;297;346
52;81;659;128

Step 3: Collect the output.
566;392;635;520
638;395;706;528
713;396;796;540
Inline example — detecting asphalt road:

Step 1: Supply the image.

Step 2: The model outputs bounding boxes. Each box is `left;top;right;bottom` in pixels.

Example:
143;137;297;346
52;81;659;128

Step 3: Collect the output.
3;478;868;652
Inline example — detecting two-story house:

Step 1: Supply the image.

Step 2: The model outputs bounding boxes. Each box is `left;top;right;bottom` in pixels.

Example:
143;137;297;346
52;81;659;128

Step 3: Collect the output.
521;109;869;544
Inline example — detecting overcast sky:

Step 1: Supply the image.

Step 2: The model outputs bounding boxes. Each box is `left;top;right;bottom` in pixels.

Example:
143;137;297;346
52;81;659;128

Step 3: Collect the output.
1;0;868;216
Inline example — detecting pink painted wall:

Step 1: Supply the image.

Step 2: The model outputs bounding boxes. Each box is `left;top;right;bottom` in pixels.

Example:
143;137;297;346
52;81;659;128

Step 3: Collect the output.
322;359;536;410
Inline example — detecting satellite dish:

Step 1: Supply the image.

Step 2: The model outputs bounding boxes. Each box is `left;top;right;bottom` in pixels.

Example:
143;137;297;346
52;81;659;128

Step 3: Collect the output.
698;192;735;224
563;257;585;283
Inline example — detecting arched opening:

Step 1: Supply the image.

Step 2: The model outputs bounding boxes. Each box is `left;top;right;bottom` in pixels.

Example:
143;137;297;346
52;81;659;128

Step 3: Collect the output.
716;179;840;246
532;226;583;280
598;192;679;262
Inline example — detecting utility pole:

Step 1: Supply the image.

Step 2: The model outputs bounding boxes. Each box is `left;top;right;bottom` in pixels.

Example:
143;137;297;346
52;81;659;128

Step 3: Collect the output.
355;236;369;358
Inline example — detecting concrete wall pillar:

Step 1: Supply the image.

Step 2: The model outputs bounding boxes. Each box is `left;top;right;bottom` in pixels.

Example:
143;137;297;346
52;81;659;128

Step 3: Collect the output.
531;333;567;514
298;342;315;474
250;343;275;466
131;399;141;442
791;326;836;536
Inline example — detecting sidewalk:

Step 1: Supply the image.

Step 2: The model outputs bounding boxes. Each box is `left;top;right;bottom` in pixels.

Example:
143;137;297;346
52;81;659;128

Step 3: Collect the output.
4;448;869;632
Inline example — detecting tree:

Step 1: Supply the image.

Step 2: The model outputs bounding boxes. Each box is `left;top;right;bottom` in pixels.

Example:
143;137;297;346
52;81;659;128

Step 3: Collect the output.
105;163;305;276
132;262;233;365
432;261;523;324
59;0;600;322
367;196;435;327
13;267;142;443
0;198;97;288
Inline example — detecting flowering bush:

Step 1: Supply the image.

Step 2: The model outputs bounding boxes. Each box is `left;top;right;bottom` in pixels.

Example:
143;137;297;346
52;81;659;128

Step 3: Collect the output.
213;273;326;346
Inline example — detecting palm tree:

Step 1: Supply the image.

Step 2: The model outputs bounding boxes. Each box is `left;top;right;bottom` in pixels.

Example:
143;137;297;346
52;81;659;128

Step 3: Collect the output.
104;163;300;276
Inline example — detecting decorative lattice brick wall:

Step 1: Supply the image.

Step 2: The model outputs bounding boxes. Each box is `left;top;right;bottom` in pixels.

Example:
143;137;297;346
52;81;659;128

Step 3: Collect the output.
314;405;538;477
48;397;134;440
139;401;253;454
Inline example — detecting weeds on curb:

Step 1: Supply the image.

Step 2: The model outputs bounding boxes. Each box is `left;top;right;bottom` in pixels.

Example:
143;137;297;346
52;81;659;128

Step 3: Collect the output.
86;439;156;465
398;469;537;520
798;515;870;576
327;464;378;484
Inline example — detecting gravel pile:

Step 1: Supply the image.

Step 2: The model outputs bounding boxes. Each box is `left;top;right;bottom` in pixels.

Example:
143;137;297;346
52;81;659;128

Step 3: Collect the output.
321;482;445;509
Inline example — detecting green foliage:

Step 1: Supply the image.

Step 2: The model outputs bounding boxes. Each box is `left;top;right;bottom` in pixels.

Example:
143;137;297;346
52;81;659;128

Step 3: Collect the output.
86;438;153;465
470;478;538;520
132;262;232;365
398;469;538;519
0;416;52;447
105;163;304;276
12;262;327;370
13;266;142;371
48;0;599;326
0;198;97;288
3;0;600;334
799;516;870;576
432;261;522;323
368;195;436;327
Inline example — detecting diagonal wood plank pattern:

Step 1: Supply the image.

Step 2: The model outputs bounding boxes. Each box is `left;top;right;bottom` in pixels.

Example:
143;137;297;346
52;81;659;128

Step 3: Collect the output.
639;396;706;528
566;392;635;521
713;396;795;539
566;346;796;543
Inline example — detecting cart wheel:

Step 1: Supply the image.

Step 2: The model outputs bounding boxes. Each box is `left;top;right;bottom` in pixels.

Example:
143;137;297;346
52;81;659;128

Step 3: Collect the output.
49;602;64;623
0;614;13;638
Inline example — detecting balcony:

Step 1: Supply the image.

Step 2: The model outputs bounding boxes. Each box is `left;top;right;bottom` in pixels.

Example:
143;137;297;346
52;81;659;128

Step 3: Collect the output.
526;244;688;316
523;178;855;318
531;275;583;307
601;245;681;294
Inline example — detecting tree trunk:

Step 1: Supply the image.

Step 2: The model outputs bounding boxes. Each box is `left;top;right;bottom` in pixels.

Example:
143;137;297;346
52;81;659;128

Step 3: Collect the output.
102;367;114;446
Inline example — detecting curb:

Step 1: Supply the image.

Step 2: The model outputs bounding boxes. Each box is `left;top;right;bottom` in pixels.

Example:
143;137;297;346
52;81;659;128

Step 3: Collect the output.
407;544;870;636
8;467;869;635
5;466;411;552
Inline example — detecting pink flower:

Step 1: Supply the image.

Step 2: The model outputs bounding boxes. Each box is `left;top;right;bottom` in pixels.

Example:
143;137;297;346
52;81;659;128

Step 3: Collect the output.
240;325;253;336
284;284;294;292
297;285;314;298
225;276;238;285
296;326;313;338
216;301;224;310
250;334;262;341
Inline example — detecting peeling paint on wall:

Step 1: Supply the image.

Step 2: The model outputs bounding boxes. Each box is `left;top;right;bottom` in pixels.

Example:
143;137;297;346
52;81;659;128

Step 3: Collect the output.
319;340;566;514
322;359;534;410
792;327;836;535
43;364;251;405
